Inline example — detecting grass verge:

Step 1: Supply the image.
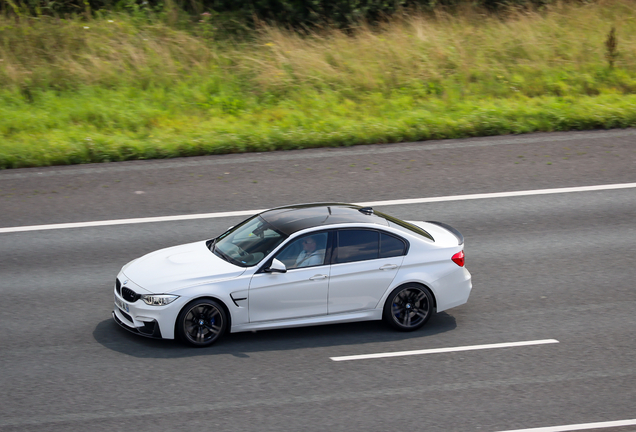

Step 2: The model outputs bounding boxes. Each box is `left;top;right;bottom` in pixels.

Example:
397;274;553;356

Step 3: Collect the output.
0;0;635;169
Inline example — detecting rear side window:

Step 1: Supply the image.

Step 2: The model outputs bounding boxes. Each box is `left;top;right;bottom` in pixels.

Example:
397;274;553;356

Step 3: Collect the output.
336;230;379;263
380;233;406;258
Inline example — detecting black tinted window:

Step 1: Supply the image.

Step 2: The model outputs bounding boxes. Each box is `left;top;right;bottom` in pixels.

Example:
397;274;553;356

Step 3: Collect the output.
336;230;379;263
380;233;406;258
275;232;329;269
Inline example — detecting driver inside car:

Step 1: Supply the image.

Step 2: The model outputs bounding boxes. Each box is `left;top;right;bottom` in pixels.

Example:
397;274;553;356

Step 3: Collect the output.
294;235;325;268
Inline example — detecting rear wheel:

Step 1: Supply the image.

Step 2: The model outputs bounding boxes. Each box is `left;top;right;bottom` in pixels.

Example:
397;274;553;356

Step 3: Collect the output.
176;299;227;347
383;284;433;331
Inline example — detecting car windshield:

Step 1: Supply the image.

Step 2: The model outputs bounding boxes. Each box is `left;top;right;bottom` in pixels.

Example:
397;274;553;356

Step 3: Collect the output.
210;216;288;267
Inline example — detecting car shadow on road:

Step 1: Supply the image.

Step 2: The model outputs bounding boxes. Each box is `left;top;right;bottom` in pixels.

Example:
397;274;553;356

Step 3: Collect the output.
93;312;457;359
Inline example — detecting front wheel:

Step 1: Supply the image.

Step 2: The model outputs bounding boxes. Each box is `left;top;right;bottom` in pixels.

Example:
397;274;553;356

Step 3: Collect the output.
176;299;227;347
383;284;434;331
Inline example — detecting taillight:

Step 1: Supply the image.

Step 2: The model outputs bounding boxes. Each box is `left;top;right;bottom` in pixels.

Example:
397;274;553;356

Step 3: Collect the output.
451;250;465;267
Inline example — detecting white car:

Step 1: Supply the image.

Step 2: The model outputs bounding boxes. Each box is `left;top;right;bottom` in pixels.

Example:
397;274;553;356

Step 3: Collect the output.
112;203;472;347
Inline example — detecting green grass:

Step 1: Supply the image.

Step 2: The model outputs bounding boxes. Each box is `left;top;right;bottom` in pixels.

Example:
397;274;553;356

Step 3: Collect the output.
0;0;635;169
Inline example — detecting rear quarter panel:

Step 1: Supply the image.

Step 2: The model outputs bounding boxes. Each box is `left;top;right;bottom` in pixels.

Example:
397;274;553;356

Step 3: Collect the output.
385;241;471;312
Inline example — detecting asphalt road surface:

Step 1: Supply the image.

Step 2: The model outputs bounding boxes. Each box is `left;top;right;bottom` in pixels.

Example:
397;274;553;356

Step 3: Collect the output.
1;129;635;432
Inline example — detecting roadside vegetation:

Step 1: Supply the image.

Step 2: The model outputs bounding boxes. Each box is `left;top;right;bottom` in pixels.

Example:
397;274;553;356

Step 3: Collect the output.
0;0;635;169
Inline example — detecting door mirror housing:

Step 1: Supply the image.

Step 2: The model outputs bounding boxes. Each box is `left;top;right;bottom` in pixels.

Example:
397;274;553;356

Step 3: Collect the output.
265;258;287;273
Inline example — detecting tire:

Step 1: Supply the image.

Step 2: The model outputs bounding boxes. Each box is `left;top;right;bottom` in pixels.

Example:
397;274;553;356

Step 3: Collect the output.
383;284;434;331
176;298;227;347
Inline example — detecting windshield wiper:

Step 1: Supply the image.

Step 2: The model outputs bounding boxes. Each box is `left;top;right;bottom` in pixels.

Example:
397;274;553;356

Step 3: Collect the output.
213;247;242;266
214;247;229;261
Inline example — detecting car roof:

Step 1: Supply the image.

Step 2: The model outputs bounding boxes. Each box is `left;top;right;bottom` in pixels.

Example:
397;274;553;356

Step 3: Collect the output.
259;203;389;236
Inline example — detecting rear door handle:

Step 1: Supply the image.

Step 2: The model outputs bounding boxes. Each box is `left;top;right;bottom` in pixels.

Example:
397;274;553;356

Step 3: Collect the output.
309;274;328;280
379;264;398;270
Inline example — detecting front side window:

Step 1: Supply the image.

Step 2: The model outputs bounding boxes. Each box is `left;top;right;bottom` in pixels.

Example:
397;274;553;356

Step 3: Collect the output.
275;232;329;270
211;216;287;267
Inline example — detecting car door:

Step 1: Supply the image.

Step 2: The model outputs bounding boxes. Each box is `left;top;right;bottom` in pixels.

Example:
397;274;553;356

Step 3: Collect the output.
328;229;406;314
248;232;330;322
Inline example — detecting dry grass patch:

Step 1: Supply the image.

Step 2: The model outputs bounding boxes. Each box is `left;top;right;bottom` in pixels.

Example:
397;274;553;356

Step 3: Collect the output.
244;0;636;95
0;17;223;89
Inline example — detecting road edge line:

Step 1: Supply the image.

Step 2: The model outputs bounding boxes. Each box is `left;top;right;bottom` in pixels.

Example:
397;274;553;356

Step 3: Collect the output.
2;182;635;234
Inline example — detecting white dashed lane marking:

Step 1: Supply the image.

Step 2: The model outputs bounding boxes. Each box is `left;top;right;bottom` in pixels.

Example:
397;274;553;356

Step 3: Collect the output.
496;418;636;432
330;339;559;361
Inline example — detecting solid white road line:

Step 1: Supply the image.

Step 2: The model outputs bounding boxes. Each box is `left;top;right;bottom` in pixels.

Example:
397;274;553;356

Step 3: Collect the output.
360;182;636;207
0;209;262;234
1;182;635;234
496;418;636;432
329;339;559;362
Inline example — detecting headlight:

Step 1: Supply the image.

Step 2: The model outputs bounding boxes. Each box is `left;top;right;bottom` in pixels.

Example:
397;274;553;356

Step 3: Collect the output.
140;294;179;306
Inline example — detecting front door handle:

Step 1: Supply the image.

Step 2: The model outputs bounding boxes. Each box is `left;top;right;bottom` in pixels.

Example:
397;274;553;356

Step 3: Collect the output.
309;274;328;281
379;264;398;270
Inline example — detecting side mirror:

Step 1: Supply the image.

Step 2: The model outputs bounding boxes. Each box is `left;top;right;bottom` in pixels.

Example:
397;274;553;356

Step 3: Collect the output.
265;258;287;273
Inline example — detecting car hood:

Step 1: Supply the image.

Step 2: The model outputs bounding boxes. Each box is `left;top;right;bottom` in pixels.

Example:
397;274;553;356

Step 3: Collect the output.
122;241;246;293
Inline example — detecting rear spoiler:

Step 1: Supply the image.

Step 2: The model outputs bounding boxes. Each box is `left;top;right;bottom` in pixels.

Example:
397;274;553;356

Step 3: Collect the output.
425;221;464;246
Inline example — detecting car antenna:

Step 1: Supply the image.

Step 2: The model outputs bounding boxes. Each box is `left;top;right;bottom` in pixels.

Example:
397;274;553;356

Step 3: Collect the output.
359;207;374;215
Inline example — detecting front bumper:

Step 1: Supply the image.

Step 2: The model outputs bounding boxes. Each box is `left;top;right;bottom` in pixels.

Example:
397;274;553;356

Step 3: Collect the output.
112;273;187;340
112;308;163;338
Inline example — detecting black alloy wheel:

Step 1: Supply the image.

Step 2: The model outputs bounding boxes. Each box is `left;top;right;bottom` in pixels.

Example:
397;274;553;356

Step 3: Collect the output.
177;299;227;347
383;284;433;331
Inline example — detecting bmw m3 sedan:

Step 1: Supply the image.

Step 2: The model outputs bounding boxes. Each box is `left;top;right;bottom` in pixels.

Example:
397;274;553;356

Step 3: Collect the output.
112;203;472;347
